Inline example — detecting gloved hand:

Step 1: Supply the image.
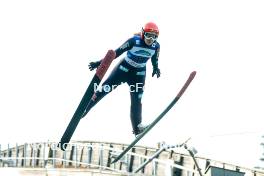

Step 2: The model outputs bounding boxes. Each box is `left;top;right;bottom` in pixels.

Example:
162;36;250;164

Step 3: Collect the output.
88;60;101;71
152;67;161;78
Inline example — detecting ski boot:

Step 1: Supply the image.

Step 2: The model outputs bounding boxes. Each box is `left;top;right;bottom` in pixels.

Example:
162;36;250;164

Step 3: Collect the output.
134;123;149;138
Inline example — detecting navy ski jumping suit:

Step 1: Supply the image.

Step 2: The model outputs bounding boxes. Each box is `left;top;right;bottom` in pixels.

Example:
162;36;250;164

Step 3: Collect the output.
88;34;160;134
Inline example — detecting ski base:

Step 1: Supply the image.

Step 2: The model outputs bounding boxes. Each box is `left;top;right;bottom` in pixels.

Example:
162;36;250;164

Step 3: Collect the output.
58;50;116;151
111;71;196;163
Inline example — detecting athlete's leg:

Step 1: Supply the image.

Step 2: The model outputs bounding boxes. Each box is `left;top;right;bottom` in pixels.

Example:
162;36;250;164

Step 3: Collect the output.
82;64;127;117
128;72;146;135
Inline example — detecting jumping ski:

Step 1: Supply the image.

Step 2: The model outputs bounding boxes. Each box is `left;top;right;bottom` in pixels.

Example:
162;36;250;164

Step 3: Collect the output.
58;50;116;151
111;71;196;163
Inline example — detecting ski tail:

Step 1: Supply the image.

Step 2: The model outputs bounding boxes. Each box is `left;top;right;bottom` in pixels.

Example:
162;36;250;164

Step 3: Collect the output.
58;50;116;151
111;71;196;163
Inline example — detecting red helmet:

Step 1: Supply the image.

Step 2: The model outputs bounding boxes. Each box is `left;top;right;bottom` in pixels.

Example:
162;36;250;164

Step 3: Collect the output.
142;22;159;36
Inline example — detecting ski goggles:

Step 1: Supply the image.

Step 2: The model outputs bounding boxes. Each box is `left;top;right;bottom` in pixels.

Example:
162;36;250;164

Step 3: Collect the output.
144;32;158;41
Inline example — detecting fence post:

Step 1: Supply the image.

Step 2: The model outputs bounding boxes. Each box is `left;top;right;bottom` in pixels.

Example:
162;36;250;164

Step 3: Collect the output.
152;160;157;176
33;145;36;168
7;143;11;166
7;143;10;157
63;150;66;168
24;143;27;167
0;144;2;167
43;142;46;168
99;144;104;170
126;154;130;172
75;145;78;168
16;143;19;167
53;146;56;168
87;145;92;166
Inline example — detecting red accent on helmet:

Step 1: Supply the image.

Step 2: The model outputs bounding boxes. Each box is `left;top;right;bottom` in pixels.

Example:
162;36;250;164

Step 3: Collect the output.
143;22;159;35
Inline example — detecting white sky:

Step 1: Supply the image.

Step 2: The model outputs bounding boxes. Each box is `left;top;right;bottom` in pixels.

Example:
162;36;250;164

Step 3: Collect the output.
1;0;264;169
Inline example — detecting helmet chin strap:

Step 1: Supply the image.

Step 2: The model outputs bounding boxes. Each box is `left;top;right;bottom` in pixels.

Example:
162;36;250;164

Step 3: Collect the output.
141;28;145;39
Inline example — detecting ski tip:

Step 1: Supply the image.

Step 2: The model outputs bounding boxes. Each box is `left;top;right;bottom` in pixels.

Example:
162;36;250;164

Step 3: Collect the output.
107;49;116;58
190;71;197;78
191;71;196;75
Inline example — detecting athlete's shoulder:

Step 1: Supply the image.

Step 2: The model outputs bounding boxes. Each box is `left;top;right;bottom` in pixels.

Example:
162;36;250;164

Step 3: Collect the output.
125;34;142;44
133;34;154;47
130;34;143;43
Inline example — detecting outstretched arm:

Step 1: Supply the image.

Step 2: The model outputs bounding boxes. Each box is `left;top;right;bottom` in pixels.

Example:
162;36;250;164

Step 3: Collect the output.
151;47;161;78
89;37;134;71
114;38;134;58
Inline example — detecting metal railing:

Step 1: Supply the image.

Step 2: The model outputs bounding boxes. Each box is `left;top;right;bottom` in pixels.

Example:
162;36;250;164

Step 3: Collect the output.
1;142;264;176
0;142;200;176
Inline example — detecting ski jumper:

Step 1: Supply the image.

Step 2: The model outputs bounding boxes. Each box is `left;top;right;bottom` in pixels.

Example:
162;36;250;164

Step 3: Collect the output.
86;35;160;134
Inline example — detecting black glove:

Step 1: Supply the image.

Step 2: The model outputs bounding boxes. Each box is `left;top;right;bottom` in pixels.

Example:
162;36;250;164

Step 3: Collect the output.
88;60;101;71
152;67;161;78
